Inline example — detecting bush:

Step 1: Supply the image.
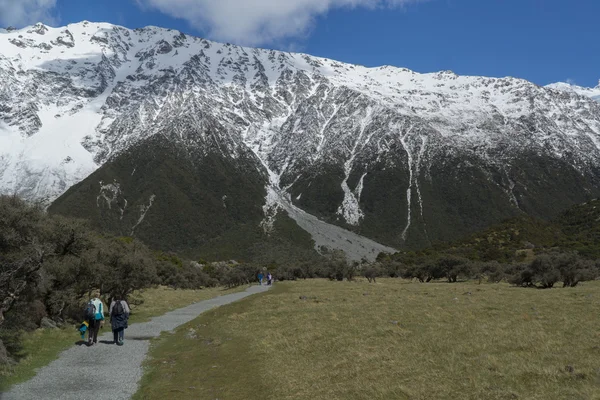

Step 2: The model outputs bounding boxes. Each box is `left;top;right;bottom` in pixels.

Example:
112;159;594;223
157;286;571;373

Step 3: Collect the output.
156;261;216;289
363;264;382;283
506;252;599;288
436;256;471;283
555;253;597;287
530;255;561;288
382;261;404;278
222;268;249;288
318;250;356;282
477;261;505;283
275;263;304;281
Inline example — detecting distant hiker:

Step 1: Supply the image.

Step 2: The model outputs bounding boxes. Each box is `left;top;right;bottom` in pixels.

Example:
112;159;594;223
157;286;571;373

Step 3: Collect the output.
84;292;106;346
109;296;131;346
267;272;273;286
258;272;264;285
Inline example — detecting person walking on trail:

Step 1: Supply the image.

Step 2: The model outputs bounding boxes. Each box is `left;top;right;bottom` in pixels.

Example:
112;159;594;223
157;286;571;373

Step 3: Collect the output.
257;272;264;285
267;272;273;286
84;292;106;346
109;296;130;346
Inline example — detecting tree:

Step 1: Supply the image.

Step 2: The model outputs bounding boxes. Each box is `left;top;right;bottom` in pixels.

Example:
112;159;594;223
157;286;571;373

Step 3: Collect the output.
382;261;404;278
0;197;90;326
95;238;159;299
320;250;355;281
554;253;597;287
529;255;561;288
436;256;470;283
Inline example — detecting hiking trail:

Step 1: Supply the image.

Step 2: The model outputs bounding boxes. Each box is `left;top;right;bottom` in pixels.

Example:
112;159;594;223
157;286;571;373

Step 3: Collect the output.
3;285;270;400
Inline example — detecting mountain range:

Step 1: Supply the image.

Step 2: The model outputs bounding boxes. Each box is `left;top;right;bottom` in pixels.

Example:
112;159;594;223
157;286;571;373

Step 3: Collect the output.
1;21;600;261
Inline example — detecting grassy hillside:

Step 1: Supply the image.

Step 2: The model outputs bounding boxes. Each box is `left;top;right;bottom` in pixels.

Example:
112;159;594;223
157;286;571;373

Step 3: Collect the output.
384;197;600;264
556;198;600;259
135;279;600;400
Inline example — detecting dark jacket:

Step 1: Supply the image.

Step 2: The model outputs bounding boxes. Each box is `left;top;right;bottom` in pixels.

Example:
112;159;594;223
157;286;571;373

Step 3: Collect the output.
109;300;130;331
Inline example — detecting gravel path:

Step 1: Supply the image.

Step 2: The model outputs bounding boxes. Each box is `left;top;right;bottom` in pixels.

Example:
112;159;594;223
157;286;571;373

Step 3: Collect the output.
3;285;270;400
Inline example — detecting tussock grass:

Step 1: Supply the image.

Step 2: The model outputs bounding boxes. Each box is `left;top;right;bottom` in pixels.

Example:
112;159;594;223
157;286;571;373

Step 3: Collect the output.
136;279;600;400
0;285;243;391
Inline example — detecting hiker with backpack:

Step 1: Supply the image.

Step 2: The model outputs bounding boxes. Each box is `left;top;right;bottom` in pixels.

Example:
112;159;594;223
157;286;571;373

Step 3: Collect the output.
109;296;130;346
84;292;106;346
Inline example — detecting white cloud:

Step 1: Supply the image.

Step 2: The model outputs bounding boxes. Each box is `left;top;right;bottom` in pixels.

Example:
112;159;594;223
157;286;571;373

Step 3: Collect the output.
0;0;58;28
136;0;424;46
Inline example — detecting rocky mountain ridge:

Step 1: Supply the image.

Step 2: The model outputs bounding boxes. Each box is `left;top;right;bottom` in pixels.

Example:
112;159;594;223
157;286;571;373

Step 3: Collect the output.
2;21;600;258
546;80;600;102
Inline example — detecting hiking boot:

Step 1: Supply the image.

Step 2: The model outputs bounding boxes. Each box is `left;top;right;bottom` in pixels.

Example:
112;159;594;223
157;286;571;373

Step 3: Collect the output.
117;340;124;346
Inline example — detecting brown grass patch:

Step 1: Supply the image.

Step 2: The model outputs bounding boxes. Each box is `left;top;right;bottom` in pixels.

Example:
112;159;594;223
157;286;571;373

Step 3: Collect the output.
136;279;600;400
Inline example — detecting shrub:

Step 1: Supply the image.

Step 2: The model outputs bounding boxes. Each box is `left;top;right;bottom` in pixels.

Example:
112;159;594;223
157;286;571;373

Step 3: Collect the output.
363;264;382;283
528;255;560;288
222;268;248;288
555;253;597;287
319;250;356;281
505;252;599;288
382;261;404;278
436;256;471;283
478;261;505;283
275;263;306;281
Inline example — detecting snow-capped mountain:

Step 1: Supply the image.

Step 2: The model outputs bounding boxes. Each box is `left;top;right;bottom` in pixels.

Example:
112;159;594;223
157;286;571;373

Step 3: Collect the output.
546;81;600;103
2;22;600;257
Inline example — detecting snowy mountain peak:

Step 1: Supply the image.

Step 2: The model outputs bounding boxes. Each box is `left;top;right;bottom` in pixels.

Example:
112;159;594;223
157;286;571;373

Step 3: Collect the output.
1;21;600;254
546;80;600;102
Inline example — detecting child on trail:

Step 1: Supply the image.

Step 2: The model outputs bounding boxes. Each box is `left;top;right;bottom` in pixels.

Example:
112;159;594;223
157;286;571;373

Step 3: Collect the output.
84;291;106;346
109;296;131;346
258;272;264;285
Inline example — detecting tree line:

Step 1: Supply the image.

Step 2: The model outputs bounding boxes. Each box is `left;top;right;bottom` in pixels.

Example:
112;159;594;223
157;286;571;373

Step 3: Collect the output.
3;194;600;365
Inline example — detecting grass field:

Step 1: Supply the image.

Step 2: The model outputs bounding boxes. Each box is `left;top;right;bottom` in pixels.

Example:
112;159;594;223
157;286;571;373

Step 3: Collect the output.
0;285;245;391
136;279;600;400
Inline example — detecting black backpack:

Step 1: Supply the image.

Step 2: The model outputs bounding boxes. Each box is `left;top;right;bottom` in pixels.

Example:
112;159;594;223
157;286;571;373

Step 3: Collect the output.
113;300;124;316
84;302;96;321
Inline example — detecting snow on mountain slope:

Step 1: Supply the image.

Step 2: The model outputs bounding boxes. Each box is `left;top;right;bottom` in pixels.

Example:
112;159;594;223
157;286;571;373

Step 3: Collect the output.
2;21;600;253
547;81;600;103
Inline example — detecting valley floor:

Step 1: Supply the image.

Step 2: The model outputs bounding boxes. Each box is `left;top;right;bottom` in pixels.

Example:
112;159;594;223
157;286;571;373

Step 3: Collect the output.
136;279;600;400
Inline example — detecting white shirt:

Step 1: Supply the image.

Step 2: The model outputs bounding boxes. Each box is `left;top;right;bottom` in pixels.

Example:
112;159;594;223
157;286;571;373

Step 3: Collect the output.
90;298;106;319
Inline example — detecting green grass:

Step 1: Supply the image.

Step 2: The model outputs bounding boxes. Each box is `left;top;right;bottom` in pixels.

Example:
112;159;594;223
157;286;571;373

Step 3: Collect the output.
0;285;245;391
135;279;600;400
127;285;246;324
0;328;76;392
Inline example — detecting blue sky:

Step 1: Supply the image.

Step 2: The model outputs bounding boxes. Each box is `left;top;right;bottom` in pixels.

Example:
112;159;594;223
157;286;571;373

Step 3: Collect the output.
1;0;598;87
